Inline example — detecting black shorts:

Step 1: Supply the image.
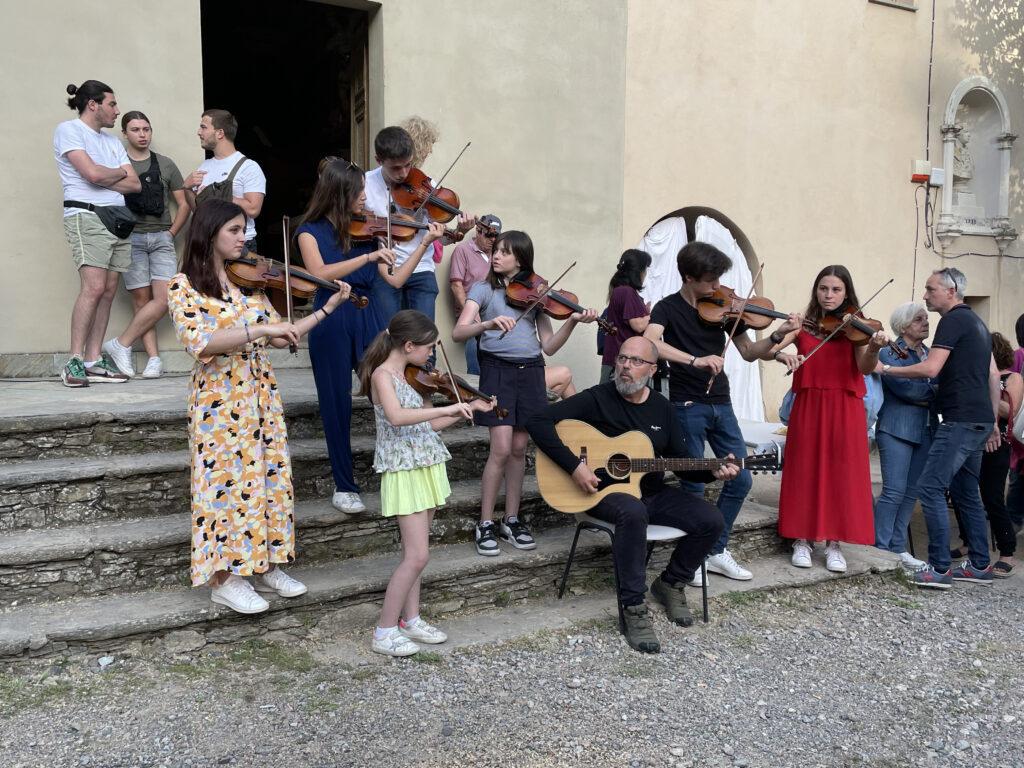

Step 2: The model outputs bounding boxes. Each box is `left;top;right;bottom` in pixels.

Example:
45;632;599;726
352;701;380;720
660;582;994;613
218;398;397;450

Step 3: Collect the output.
475;351;547;428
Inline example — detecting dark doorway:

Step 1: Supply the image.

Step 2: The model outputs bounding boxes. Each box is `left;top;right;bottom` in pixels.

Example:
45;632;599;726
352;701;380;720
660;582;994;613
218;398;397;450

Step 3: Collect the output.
200;0;369;259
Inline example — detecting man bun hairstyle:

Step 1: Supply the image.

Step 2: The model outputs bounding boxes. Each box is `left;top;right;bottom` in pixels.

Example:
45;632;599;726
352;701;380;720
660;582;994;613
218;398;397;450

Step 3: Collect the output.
374;126;415;162
66;80;113;113
202;108;238;142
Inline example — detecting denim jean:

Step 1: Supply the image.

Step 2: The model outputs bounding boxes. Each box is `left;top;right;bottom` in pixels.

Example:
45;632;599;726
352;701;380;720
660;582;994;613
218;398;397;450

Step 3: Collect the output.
674;401;751;554
465;335;480;376
917;421;992;571
874;430;931;552
372;270;439;324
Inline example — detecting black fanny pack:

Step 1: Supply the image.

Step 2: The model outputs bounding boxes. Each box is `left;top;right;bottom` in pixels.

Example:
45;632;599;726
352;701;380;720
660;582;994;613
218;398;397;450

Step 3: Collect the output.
64;200;137;240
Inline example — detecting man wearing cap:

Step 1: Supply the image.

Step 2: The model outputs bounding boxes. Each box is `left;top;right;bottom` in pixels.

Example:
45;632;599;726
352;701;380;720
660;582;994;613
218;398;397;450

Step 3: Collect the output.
449;214;501;375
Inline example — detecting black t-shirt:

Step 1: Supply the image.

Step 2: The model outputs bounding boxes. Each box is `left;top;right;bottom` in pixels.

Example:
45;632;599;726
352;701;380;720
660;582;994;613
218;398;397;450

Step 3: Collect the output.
649;293;747;404
526;380;714;497
931;304;993;423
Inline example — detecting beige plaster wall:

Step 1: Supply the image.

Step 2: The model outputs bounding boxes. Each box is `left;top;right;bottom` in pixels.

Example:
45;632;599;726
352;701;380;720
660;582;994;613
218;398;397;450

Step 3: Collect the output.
622;0;1024;417
0;1;206;369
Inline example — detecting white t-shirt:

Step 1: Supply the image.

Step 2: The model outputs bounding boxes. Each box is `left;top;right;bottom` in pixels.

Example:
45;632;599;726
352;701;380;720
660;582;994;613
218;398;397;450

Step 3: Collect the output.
53;118;130;217
363;166;432;274
197;151;266;242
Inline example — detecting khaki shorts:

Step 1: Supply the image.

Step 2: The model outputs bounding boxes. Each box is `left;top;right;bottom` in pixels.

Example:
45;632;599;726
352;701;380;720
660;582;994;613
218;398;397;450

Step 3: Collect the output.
63;212;132;272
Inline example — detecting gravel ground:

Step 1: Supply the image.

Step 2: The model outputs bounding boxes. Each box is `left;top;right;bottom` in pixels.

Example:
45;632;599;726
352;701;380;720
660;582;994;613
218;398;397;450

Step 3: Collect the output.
1;570;1022;768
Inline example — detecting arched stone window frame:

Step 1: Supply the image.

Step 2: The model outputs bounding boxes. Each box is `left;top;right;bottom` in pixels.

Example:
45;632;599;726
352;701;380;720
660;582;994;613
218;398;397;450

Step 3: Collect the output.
936;76;1018;254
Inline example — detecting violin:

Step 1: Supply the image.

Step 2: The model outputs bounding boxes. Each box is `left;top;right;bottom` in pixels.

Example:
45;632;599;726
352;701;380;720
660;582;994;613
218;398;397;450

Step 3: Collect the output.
348;211;464;246
697;286;792;330
389;167;463;223
404;363;508;419
505;272;618;336
804;306;908;360
225;254;369;316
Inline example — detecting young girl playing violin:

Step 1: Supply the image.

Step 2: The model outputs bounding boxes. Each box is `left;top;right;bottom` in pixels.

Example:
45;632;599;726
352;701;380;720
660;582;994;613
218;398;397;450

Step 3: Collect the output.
773;265;890;572
357;310;493;656
167;198;351;614
453;231;598;556
296;156;445;515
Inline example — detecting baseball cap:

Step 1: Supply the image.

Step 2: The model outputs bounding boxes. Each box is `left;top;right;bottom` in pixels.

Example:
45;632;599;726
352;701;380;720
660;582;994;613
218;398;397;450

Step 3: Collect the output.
478;214;501;233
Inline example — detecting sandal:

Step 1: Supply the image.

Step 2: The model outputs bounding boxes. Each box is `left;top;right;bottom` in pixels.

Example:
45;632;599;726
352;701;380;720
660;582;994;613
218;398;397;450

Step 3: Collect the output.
949;547;968;560
992;560;1015;578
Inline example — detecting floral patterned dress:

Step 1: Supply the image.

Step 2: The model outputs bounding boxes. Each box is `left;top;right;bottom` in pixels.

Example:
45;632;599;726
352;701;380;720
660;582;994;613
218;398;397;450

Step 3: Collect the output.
168;273;295;586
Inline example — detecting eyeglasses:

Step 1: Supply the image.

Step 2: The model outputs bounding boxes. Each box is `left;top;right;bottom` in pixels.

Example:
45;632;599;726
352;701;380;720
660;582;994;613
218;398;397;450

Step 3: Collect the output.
615;354;656;367
478;228;498;239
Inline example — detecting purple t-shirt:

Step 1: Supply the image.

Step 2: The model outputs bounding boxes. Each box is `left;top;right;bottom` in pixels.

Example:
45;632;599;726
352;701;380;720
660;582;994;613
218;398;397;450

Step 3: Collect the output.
602;285;649;366
1013;347;1024;374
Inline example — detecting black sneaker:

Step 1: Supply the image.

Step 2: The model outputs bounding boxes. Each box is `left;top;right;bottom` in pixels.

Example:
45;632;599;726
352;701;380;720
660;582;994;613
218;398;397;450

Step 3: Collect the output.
622;603;660;654
498;517;536;550
475;522;500;557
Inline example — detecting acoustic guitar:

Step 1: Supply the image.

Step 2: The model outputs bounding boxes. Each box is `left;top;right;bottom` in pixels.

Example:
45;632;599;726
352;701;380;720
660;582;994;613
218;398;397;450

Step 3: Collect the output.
535;419;782;514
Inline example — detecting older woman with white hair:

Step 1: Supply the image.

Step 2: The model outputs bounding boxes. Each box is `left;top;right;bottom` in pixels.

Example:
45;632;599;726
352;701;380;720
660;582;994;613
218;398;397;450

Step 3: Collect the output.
874;301;935;568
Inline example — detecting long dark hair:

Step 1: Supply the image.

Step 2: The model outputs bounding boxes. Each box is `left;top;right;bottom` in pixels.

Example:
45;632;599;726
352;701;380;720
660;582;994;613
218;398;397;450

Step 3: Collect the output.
1015;313;1024;349
294;158;364;252
357;310;439;398
804;264;862;328
992;331;1014;371
182;199;246;299
608;249;651;302
66;81;112;113
486;230;534;289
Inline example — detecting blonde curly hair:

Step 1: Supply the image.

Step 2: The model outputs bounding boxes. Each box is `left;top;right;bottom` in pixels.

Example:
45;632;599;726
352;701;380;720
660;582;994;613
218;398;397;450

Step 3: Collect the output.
399;115;440;168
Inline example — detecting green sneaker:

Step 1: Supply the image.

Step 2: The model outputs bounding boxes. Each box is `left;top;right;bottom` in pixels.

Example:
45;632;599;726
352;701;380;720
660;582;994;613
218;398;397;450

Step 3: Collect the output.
622;603;660;654
61;356;89;388
84;356;129;383
651;576;694;627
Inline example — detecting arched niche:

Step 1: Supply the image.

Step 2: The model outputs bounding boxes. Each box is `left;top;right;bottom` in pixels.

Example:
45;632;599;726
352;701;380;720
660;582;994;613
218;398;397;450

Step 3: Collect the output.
936;76;1018;253
654;205;761;290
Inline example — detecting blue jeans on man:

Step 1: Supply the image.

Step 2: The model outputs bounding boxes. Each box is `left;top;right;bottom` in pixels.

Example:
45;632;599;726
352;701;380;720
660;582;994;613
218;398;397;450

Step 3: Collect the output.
917;421;992;572
372;270;439;322
465;335;481;376
874;430;931;552
674;401;752;555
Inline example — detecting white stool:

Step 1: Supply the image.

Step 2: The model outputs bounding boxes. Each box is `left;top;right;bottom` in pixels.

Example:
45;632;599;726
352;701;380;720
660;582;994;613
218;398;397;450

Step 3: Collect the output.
557;513;710;628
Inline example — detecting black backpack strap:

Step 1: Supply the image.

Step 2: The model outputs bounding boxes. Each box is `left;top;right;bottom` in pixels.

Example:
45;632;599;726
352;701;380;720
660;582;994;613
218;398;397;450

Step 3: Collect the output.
225;154;247;185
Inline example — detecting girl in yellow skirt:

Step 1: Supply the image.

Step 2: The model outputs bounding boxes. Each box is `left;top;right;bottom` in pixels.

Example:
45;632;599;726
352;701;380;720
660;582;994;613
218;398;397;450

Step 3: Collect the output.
358;310;494;656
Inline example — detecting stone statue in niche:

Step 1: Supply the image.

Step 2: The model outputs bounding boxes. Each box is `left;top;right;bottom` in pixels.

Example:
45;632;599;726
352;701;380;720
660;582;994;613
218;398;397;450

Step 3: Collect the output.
952;126;974;183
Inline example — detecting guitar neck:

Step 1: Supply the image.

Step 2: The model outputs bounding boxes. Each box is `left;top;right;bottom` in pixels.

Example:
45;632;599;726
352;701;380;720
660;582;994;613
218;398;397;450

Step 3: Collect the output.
631;457;744;472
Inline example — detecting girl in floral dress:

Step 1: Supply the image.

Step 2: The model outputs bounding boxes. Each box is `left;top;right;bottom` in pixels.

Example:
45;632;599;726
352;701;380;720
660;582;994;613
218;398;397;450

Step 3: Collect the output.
168;199;351;614
357;310;494;656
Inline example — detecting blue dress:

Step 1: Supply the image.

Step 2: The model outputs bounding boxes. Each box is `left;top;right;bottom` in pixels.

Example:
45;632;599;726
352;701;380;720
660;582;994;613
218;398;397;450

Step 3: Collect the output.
297;219;385;493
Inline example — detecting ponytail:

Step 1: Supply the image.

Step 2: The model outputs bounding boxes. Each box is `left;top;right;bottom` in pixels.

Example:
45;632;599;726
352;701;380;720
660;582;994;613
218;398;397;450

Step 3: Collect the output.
357;310;439;398
66;80;113;113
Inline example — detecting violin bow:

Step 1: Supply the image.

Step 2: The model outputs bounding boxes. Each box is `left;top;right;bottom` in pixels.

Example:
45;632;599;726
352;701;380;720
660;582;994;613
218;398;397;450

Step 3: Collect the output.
435;340;471;422
498;261;577;340
282;215;297;355
384;186;395;276
785;277;894;377
411;141;472;219
704;261;765;395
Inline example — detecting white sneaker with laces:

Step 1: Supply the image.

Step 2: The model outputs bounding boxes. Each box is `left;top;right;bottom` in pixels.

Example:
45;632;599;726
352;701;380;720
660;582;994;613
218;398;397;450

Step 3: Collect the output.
332;491;367;514
898;551;928;570
210;575;269;614
400;617;448;644
825;542;847;573
101;338;135;377
705;549;753;581
372;628;420;657
791;540;813;568
142;356;163;378
255;568;308;598
688;567;704;588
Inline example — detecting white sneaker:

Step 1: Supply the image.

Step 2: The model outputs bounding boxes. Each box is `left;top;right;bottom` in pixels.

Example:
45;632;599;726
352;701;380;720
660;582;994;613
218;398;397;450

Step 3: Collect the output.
142;356;163;378
101;338;135;377
254;568;308;598
898;551;928;570
400;617;448;644
372;627;420;657
705;549;753;581
791;540;813;568
332;491;367;514
688;567;704;587
210;575;269;614
825;542;847;573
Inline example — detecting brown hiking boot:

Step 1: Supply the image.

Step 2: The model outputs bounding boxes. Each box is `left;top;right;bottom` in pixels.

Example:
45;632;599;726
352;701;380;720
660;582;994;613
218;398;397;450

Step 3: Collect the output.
651;576;694;627
622;603;660;654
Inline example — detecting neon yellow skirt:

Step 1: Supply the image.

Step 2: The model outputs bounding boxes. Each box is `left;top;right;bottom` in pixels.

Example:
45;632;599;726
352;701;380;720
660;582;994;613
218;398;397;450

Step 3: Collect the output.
380;462;451;517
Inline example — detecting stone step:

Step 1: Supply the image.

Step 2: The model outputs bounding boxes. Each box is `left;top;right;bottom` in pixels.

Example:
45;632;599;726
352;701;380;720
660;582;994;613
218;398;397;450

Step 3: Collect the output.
0;516;902;661
0;430;494;531
0;477;558;606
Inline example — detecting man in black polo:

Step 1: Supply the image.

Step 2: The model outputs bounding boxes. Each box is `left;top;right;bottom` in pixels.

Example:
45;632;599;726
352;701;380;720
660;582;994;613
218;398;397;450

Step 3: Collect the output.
527;337;732;653
880;267;1000;589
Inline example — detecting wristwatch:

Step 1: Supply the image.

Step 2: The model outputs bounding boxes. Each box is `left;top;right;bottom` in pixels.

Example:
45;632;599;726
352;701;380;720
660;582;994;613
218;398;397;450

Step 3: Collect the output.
882;364;891;373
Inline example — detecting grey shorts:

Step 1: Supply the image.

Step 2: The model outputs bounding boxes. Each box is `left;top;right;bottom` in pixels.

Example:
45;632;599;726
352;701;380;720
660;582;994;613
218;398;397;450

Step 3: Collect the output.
124;230;178;290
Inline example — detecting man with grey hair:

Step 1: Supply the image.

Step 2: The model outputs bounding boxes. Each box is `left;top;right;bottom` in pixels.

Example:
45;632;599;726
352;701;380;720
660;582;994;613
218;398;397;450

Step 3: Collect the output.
527;336;731;653
880;267;1000;589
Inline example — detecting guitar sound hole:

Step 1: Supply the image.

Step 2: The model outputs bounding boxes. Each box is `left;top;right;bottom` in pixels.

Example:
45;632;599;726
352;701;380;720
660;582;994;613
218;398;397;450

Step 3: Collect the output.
606;454;631;480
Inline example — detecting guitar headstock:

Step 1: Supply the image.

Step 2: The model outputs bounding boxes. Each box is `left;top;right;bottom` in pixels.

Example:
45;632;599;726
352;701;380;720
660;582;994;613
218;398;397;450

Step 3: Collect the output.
746;441;782;474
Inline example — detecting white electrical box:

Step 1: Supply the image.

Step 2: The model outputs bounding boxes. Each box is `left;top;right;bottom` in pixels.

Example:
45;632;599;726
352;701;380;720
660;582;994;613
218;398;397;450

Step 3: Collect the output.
929;167;945;187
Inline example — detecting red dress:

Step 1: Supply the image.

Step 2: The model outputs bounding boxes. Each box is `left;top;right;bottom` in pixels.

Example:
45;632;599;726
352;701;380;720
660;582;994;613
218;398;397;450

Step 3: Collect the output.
778;331;874;544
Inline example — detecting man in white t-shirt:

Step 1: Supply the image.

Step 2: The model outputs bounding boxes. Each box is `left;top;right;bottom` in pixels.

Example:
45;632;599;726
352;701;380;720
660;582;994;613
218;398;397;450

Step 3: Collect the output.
183;109;266;252
365;126;476;323
54;79;142;387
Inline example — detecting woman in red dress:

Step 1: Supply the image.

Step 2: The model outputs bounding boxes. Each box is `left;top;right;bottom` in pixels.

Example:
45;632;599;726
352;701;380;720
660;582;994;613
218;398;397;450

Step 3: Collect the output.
775;265;889;572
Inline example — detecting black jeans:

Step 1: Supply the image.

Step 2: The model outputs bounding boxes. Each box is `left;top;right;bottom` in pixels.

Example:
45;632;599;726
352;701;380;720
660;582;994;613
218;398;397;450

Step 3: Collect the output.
953;441;1016;557
588;487;724;607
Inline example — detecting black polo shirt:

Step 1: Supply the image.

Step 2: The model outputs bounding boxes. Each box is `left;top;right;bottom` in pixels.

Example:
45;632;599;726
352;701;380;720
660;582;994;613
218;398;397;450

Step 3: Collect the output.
932;304;993;423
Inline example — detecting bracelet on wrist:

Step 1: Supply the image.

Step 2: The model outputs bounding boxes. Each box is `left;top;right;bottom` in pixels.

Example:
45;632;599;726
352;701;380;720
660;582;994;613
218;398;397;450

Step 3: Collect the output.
773;350;783;361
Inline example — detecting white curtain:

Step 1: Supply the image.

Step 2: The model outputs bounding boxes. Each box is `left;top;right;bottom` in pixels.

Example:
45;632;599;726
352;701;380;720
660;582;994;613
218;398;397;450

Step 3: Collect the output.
635;216;686;304
694;216;765;422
